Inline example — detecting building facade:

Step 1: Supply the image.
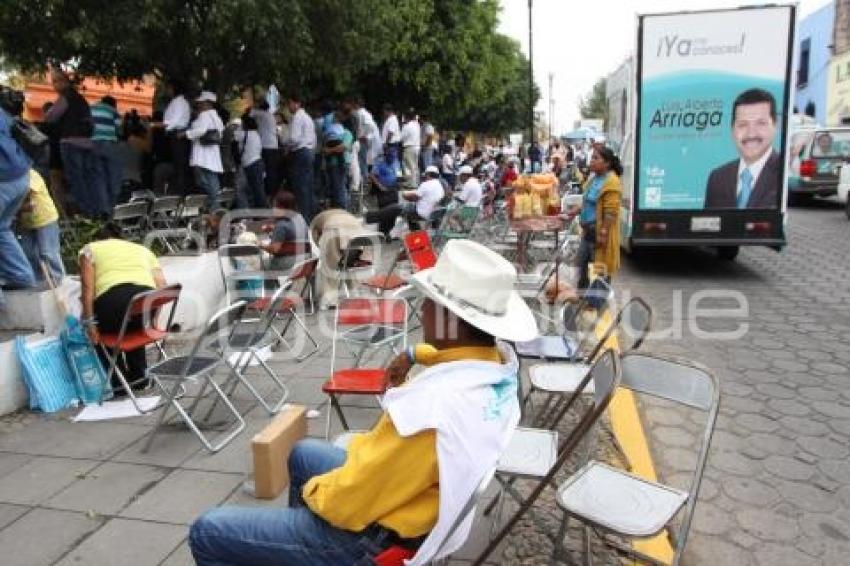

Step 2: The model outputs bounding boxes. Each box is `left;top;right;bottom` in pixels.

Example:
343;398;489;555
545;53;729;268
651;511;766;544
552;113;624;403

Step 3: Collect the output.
796;2;835;125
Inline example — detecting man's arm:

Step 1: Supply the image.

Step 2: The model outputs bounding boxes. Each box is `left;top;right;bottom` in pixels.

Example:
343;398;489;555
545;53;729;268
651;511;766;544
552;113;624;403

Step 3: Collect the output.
43;96;68;125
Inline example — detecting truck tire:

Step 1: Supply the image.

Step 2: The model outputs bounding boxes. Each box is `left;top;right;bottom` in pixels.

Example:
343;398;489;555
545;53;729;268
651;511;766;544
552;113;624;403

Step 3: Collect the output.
717;246;739;261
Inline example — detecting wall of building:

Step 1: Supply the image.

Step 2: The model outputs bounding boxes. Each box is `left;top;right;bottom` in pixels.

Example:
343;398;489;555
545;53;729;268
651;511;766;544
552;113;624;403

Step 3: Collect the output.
796;2;835;125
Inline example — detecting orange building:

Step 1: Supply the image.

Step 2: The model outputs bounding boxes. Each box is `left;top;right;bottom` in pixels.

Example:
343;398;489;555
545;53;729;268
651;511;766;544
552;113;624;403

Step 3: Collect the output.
23;75;155;122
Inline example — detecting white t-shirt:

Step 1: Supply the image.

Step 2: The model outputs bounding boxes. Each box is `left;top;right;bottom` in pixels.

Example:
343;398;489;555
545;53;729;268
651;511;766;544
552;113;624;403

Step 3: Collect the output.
382;114;400;144
458;177;483;206
383;342;520;565
186;109;224;173
401;120;421;148
163;95;191;131
237;129;263;167
250;108;279;149
414;178;444;219
441;153;454;175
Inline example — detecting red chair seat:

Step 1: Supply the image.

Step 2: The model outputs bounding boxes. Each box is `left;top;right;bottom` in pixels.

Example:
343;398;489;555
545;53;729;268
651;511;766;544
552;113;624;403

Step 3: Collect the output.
362;273;406;291
338;298;407;326
373;546;416;566
248;295;302;313
322;368;388;395
100;328;167;351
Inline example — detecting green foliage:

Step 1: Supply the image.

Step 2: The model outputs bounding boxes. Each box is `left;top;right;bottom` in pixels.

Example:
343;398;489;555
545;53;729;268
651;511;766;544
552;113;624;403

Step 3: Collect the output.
0;0;538;134
579;77;608;125
59;216;104;275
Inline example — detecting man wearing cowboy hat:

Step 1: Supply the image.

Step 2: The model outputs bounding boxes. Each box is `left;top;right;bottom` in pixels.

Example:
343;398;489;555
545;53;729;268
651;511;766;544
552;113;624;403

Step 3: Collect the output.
365;164;445;238
455;164;482;206
189;240;538;566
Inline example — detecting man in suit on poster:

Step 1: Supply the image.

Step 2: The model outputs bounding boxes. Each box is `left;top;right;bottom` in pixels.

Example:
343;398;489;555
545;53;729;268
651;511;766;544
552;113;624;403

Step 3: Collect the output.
704;88;781;209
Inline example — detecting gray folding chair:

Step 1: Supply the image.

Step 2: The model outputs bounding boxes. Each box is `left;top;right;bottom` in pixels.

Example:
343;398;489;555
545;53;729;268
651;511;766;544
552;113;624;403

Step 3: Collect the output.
552;353;720;566
218;243;274;304
524;297;651;427
112;201;150;241
475;349;622;565
143;301;249;453
178;193;209;227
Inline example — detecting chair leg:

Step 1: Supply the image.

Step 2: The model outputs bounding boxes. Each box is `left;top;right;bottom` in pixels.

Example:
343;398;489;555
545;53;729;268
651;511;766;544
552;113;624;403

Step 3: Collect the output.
142;378;182;453
550;512;572;566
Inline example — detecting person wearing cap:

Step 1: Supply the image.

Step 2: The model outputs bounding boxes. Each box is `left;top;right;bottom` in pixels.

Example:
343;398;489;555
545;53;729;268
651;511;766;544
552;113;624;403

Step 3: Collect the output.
189;239;537;566
179;91;224;210
455;164;482;207
365;164;444;238
322;112;354;210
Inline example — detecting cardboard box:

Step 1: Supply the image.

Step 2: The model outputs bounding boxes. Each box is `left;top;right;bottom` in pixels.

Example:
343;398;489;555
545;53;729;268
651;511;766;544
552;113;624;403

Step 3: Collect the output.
251;404;307;499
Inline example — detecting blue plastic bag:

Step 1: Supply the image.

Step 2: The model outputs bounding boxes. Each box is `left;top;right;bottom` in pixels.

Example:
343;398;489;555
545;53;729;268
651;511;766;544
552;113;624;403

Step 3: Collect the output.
61;315;113;404
15;335;79;413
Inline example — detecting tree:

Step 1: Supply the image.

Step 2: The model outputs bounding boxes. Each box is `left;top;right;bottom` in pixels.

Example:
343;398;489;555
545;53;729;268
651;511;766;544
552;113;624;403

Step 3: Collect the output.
579;77;608;126
0;0;537;134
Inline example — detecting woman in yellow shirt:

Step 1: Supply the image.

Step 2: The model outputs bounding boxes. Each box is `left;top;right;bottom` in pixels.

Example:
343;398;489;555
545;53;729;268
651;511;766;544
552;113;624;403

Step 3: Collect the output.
17;170;64;283
79;223;166;391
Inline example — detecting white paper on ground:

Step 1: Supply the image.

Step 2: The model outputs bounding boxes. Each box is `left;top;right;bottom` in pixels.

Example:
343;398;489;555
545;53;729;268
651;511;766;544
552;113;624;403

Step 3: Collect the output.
228;345;273;369
73;396;161;421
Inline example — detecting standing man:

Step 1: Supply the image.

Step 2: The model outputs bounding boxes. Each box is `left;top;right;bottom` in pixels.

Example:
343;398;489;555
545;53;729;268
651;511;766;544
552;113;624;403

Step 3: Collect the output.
286;94;317;221
420;113;436;171
182;91;224;210
43;70;103;217
400;109;421;187
160;79;192;195
350;96;377;190
90;95;123;207
704;88;780;209
251;97;280;197
381;103;401;162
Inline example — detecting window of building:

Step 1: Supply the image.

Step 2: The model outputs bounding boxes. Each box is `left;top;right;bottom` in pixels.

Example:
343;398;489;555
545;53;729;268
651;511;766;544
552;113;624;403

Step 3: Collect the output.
798;38;811;87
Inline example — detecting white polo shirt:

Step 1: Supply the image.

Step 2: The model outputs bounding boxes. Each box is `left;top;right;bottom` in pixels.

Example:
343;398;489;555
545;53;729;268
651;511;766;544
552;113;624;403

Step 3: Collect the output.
458;177;483;206
414;178;444;219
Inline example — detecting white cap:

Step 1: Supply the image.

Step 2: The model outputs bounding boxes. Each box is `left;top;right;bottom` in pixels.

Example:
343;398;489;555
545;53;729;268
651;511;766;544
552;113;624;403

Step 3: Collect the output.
425;165;440;176
458;165;473;176
195;91;217;103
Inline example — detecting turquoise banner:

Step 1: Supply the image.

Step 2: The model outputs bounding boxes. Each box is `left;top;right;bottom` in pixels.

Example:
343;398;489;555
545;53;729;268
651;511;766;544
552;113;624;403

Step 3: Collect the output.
638;71;785;210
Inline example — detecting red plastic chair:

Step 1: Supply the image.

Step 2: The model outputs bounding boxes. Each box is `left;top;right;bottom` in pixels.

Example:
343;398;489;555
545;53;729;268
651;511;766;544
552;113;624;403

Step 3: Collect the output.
403;230;437;272
99;283;182;413
322;297;408;438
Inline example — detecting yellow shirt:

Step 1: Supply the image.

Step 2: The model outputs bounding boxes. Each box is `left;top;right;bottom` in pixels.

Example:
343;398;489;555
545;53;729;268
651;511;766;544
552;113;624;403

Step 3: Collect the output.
82;239;160;298
19;170;59;230
303;344;501;538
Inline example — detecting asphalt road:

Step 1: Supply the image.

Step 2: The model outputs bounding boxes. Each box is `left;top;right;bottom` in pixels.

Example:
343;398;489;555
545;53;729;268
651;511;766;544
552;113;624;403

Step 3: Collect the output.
616;198;850;565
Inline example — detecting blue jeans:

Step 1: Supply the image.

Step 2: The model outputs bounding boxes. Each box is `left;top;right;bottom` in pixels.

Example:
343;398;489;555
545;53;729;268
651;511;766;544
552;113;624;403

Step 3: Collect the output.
244;160;267;208
61;143;106;216
194;167;221;210
92;141;123;208
190;439;396;565
326;159;348;210
0;173;36;288
290;148;315;222
19;221;64;283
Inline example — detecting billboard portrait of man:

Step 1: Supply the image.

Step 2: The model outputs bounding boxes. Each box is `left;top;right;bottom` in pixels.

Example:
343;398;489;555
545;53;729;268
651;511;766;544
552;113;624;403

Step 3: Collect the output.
704;88;781;209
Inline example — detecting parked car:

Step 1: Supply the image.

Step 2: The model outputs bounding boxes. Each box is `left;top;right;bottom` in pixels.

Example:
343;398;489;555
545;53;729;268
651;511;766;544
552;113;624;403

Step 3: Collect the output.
837;163;850;220
787;126;850;204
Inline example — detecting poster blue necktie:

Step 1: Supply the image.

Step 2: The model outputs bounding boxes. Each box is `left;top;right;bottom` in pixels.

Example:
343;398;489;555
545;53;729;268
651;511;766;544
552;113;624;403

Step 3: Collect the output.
738;168;753;208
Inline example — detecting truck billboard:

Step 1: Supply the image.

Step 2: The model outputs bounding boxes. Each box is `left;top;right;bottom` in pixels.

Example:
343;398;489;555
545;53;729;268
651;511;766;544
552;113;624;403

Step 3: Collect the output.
636;6;794;213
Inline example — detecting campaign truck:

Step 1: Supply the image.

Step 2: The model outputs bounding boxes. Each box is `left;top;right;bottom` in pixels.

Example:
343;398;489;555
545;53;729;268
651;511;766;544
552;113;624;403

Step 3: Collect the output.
613;5;795;260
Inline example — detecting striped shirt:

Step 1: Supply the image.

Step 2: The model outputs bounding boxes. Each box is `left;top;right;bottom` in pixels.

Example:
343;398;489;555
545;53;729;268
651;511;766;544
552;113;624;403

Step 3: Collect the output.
90;102;120;142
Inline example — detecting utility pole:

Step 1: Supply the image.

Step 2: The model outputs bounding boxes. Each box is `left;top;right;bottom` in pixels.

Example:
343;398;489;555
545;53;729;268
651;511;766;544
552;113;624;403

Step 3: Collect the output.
548;71;554;141
528;0;534;146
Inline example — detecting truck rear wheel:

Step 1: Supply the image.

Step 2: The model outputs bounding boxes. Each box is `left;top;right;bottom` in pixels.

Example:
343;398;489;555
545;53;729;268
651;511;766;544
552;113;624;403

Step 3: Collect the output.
717;246;739;261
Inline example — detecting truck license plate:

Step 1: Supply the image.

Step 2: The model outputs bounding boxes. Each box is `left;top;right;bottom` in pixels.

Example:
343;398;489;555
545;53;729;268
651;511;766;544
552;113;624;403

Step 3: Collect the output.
691;217;721;232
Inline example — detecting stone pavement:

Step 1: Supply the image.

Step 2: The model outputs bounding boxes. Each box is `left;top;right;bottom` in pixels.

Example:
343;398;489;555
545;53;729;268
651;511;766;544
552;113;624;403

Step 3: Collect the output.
616;200;850;565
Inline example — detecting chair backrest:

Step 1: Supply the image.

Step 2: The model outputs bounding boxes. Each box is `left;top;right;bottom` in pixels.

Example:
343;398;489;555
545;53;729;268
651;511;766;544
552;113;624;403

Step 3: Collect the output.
288;256;319;282
218;243;267;302
151;196;182;215
330;297;408;374
563;276;613;333
113;201;150;221
181;194;208;217
124;284;182;330
183;301;249;373
402;230;437;272
580;297;651;363
620;353;720;565
129;189;156;203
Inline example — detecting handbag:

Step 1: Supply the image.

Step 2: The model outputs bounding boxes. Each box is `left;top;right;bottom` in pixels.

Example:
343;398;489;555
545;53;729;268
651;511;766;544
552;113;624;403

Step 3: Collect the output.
61;314;113;404
199;128;221;146
15;335;79;413
12;118;49;159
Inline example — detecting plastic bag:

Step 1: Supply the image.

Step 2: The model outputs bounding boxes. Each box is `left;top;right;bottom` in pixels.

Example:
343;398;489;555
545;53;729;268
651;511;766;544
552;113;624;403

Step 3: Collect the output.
15;335;79;413
61;315;112;404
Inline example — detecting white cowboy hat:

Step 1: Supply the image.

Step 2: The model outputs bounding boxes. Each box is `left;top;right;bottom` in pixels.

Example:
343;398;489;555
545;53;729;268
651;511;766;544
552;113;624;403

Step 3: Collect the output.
424;165;440;176
409;240;538;342
195;91;217;103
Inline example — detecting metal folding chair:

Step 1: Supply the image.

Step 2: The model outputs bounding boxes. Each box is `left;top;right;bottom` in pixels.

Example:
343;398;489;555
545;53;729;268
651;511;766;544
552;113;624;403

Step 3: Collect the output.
215;284;294;415
551;353;720;566
98;284;182;414
177;194;209;228
143;301;249;453
112;201;150;241
215;187;236;210
129;189;156;204
218;243;274;304
322;297;408;438
337;232;384;298
433;204;480;249
474;349;622;565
